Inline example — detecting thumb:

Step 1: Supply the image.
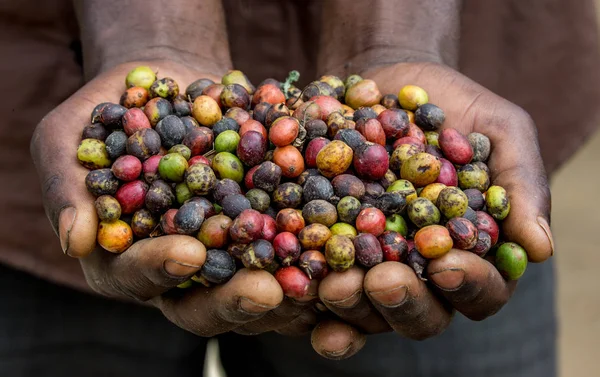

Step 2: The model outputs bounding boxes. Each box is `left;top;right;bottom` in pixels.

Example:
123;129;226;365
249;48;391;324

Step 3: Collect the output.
32;103;99;258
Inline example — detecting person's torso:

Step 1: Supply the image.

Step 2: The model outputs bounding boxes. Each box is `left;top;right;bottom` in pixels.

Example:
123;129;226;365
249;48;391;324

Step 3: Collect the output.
2;0;598;285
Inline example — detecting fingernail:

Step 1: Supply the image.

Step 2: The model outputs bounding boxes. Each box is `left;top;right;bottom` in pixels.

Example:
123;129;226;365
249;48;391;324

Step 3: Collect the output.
429;268;465;291
238;297;278;314
59;207;77;255
322;290;362;308
323;344;352;359
163;259;201;277
537;217;555;256
367;285;408;308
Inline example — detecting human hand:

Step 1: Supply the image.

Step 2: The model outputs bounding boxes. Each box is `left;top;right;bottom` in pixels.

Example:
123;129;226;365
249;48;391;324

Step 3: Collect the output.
30;60;324;338
310;61;554;359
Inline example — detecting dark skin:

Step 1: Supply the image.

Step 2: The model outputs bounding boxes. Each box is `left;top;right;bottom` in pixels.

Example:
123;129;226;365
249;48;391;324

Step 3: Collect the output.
31;0;554;360
308;1;553;356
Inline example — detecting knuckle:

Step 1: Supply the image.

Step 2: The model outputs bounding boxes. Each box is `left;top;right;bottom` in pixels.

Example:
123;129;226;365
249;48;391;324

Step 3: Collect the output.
509;104;537;136
513;105;536;129
39;174;64;230
40;173;70;232
513;105;540;140
446;279;485;305
82;268;116;298
507;103;533;124
81;257;150;302
42;173;64;200
452;281;510;321
113;276;155;302
487;102;536;138
32;114;70;223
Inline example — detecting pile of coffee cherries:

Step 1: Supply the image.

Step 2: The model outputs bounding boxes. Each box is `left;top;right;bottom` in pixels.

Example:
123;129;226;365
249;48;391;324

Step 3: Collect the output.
77;67;527;298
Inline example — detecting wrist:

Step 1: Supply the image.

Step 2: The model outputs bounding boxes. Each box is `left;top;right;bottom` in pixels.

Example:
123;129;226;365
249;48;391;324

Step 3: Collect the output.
85;59;223;94
359;61;449;99
74;0;232;81
316;0;461;78
320;48;445;79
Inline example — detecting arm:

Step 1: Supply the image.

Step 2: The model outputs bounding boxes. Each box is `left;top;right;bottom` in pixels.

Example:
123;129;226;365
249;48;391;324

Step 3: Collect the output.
73;0;233;79
317;0;462;76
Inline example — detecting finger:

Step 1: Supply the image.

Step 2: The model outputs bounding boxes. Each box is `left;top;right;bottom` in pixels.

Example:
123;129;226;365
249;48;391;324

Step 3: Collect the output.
311;319;366;360
319;266;391;333
364;261;452;340
428;249;518;321
156;268;284;337
80;235;206;301
233;278;319;335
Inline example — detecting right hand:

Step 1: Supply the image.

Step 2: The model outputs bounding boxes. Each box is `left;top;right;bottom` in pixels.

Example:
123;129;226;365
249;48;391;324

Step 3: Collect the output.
30;60;318;337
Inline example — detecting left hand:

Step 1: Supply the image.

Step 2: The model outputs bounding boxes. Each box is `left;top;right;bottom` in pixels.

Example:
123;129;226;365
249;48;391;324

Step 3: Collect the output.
309;62;555;359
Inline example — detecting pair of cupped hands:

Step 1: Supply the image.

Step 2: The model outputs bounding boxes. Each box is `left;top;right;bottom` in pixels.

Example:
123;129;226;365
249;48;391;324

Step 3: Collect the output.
31;59;554;360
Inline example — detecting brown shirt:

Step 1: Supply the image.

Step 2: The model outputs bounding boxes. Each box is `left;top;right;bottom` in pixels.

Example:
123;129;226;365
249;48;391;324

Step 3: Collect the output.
2;0;599;290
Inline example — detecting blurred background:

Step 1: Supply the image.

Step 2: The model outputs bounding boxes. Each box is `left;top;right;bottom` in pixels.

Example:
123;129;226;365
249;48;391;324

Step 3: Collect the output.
545;2;600;374
201;3;600;376
553;128;600;376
